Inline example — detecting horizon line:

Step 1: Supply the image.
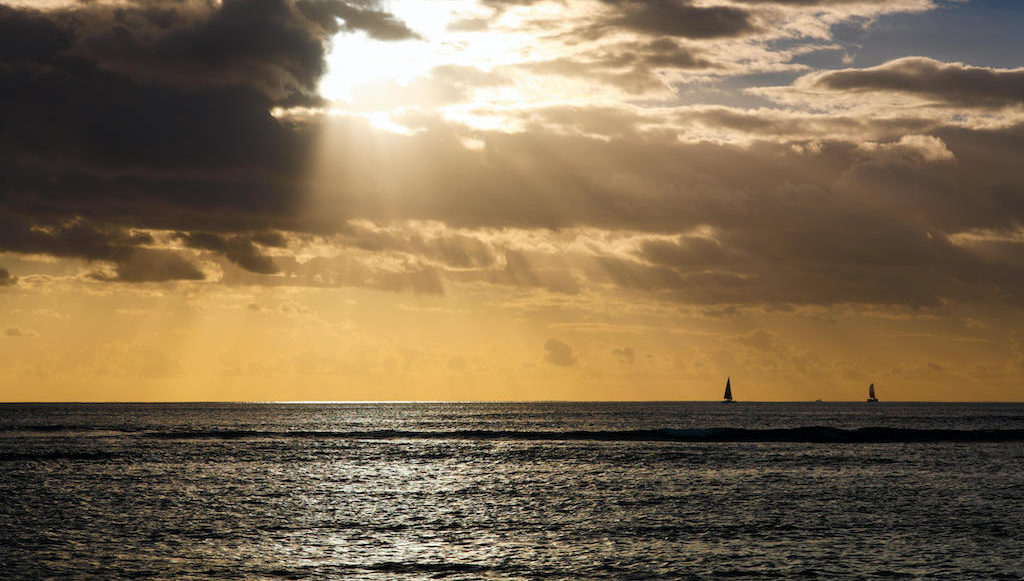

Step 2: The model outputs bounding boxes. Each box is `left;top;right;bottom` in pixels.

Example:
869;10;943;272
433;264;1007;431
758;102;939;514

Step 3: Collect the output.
2;400;1023;404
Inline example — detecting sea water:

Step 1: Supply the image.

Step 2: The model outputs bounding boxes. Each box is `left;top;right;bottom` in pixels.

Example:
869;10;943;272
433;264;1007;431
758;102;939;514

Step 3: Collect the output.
1;402;1022;579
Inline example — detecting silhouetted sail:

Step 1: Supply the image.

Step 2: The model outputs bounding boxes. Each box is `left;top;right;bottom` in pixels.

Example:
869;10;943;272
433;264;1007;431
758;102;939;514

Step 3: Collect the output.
867;383;878;402
723;377;734;403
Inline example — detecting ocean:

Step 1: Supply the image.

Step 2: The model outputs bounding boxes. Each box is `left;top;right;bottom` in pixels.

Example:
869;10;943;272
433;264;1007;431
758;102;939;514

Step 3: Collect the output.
1;402;1022;579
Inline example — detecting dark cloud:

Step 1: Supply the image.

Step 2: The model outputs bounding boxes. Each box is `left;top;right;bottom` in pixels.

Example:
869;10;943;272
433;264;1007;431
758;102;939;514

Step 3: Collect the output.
639;214;959;271
63;0;417;98
479;0;753;40
809;57;1024;108
641;236;729;266
591;254;684;292
301;111;1024;307
639;38;712;68
3;0;1023;313
0;217;153;262
731;0;889;4
677;108;936;141
598;0;754;39
4;327;26;337
69;1;323;99
517;39;711;93
0;0;416;279
95;249;206;283
321;114;1021;234
0;2;317;229
0;268;18;287
251;231;290;248
175;232;279;273
226;237;280;274
297;0;420;41
544;338;576;366
608;218;1024;308
0;216;204;282
178;232;230;253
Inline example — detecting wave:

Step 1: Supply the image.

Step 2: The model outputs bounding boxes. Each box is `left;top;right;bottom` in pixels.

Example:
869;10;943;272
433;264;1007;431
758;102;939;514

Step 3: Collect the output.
0;424;78;433
0;451;119;462
142;427;1024;443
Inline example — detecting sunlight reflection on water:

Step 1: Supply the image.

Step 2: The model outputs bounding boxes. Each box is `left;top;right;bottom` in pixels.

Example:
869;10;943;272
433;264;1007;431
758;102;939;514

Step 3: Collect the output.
1;402;1022;579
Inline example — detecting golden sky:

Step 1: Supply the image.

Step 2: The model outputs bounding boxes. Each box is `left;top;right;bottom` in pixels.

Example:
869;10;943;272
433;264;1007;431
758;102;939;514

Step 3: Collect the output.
2;0;1024;401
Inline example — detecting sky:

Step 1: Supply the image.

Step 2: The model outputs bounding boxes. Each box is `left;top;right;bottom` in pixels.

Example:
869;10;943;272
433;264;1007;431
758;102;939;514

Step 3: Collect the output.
2;0;1024;402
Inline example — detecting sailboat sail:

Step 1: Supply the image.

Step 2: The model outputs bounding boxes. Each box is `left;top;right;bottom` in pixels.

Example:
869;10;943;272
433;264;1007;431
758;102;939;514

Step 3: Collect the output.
867;383;878;402
723;377;733;402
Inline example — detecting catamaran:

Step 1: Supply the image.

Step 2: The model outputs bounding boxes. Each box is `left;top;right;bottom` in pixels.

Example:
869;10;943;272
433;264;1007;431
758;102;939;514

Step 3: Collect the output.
723;377;735;403
867;383;879;402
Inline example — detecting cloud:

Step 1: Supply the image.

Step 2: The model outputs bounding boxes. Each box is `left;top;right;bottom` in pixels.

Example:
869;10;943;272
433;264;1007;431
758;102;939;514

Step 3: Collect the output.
296;0;420;41
731;0;899;4
332;221;498;269
0;217;205;282
175;228;284;273
0;267;16;287
806;57;1024;109
0;2;321;234
3;0;1024;314
98;249;206;283
856;134;954;164
59;0;416;99
251;231;290;248
4;326;37;338
178;232;230;253
248;253;446;295
0;217;151;262
612;346;635;363
502;251;581;295
226;237;280;275
379;267;445;296
295;111;1024;307
734;329;777;352
640;234;729;267
469;0;757;74
596;0;754;39
0;0;419;287
515;39;712;94
544;338;576;366
0;0;413;269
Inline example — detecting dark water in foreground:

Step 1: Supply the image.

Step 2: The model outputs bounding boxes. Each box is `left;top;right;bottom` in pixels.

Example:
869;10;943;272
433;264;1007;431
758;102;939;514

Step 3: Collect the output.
1;402;1023;579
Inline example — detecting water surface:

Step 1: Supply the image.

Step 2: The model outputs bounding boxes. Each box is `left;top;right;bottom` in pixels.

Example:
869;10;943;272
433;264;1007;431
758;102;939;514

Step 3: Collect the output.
1;402;1022;579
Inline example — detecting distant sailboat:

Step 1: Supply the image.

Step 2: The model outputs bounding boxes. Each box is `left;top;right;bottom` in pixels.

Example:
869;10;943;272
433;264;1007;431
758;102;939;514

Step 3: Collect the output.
867;383;879;403
723;377;735;403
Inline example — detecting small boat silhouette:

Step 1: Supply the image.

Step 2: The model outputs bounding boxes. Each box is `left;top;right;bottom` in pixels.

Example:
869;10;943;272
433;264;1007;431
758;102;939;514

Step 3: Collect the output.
723;377;735;403
867;383;879;402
